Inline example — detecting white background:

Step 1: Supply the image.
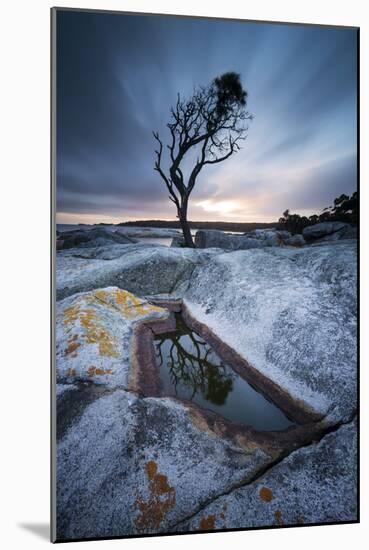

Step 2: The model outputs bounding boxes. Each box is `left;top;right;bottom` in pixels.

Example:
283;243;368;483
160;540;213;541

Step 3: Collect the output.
1;0;367;548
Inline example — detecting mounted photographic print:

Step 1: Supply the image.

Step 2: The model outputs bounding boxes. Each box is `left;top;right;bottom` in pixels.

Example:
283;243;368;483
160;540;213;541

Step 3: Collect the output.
51;7;359;543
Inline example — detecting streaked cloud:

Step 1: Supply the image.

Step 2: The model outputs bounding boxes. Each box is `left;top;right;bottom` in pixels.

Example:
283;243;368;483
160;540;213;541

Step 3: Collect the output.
56;11;357;224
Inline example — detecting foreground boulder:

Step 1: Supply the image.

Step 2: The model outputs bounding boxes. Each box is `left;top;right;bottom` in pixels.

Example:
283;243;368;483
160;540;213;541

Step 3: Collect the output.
56;287;168;388
174;420;357;532
56;388;272;540
58;227;137;249
56;244;221;301
302;221;355;241
184;241;357;423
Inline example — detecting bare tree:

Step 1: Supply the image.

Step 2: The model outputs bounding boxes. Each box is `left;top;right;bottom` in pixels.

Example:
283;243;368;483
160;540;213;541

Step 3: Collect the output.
153;72;252;247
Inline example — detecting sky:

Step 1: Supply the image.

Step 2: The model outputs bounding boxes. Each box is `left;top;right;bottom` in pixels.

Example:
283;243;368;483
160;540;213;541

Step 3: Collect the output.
56;10;357;224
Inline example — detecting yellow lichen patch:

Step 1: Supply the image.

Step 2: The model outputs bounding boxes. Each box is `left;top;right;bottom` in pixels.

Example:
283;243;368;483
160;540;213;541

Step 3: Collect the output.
64;303;119;358
93;288;164;320
92;289;110;301
63;305;81;325
199;514;216;530
259;486;273;502
87;366;113;377
63;300;118;357
134;460;176;532
62;288;164;359
114;288;164;318
79;309;118;357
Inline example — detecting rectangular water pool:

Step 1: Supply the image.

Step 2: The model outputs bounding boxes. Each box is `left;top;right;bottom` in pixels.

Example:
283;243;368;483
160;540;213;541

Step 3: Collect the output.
154;315;295;432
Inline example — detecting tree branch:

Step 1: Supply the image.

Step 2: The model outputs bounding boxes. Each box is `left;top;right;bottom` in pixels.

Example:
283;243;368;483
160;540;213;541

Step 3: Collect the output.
153;131;180;209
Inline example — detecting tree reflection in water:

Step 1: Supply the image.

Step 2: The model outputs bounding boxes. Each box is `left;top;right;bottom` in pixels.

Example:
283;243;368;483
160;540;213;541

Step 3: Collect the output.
155;317;234;406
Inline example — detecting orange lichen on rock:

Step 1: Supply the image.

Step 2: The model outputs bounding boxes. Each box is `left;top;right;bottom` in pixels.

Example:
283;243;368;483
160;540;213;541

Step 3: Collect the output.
145;460;157;480
95;367;113;375
134;460;176;532
199;514;216;530
64;340;80;355
87;366;113;377
259;486;273;502
274;510;283;525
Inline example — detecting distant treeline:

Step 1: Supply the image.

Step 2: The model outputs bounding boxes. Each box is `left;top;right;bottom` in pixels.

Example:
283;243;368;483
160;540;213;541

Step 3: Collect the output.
278;191;358;234
116;220;278;232
95;191;357;235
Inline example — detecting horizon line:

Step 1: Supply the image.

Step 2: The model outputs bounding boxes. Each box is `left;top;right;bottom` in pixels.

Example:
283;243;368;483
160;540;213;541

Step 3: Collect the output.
56;218;280;226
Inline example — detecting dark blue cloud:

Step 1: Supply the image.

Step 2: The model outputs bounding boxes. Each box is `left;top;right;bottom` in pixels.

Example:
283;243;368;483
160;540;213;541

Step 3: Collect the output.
56;10;357;223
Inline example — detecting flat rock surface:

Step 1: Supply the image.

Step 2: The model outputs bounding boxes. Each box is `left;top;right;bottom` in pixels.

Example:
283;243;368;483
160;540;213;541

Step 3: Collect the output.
56;244;221;301
58;242;164;260
58;227;137;248
115;226;182;238
174;420;357;532
56;287;168;388
56;388;272;540
57;224;182;239
184;242;357;423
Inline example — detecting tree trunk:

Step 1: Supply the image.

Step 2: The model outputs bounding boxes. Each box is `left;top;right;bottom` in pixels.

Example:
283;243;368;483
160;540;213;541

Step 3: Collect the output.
178;203;195;248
